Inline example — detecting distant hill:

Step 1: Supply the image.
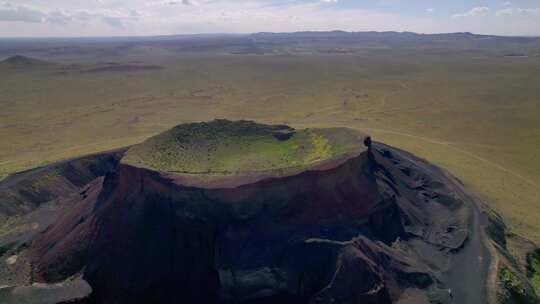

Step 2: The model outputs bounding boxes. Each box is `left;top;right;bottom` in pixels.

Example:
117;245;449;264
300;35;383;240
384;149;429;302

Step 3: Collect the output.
250;30;534;40
0;55;55;69
252;30;469;38
250;30;540;47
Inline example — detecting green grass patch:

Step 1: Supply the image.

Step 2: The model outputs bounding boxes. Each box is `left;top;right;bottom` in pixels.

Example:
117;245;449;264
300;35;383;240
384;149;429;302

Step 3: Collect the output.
500;266;528;304
527;250;540;297
499;263;540;304
30;171;60;190
121;120;365;174
501;267;526;295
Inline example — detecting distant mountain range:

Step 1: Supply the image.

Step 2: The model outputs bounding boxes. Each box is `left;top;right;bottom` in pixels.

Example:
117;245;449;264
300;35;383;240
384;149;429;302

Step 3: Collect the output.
1;30;539;43
1;30;539;63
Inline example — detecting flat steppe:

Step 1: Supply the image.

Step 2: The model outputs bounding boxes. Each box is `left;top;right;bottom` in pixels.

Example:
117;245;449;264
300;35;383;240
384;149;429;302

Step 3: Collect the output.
1;34;539;244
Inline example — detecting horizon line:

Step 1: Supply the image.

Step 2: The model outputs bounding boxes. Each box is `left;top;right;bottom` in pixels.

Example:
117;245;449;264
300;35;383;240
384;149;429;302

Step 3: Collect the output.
1;30;540;40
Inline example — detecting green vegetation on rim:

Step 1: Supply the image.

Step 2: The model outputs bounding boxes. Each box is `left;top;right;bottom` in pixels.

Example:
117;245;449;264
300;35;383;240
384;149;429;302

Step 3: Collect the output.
528;250;540;297
498;265;540;304
121;120;365;174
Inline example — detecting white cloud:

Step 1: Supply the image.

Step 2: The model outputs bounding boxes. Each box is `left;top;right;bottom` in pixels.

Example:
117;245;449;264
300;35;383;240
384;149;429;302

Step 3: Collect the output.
162;0;198;6
496;7;540;16
496;8;512;15
321;0;338;3
0;2;45;23
0;2;139;29
426;8;434;13
46;10;72;24
452;7;490;18
502;2;512;7
146;0;202;7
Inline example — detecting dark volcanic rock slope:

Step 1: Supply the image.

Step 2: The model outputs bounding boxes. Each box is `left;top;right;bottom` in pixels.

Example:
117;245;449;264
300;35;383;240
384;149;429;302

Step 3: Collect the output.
0;121;489;304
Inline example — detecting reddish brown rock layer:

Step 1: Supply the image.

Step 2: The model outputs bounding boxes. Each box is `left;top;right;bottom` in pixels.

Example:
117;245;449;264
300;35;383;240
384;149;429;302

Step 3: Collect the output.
30;148;409;303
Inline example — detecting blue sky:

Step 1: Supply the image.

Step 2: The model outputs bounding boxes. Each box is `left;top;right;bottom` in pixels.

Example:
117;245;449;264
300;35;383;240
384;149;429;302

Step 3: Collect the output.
0;0;539;37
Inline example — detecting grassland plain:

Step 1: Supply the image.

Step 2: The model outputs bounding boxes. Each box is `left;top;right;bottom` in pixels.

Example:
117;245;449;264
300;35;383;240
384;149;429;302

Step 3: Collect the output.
1;49;540;243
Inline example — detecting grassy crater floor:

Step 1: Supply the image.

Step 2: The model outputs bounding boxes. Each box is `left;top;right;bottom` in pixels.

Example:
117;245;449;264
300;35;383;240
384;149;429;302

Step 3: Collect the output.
121;120;366;174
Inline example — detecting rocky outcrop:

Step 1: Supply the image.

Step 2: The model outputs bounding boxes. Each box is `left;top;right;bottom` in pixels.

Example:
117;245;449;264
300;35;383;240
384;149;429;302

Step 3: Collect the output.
0;150;124;220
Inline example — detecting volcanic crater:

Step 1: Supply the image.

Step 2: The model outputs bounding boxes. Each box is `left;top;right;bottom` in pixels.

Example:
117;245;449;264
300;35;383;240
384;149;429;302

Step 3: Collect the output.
0;120;491;304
